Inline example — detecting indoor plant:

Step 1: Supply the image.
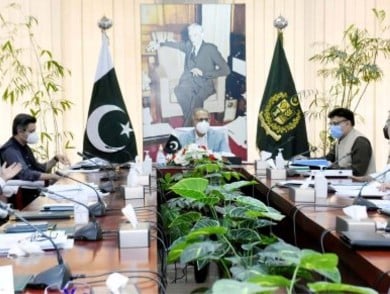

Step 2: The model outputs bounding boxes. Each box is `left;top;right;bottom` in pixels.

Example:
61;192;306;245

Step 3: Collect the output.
158;148;376;293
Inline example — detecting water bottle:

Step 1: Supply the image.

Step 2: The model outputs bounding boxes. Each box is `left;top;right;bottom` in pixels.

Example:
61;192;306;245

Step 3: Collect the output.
156;144;166;167
314;167;328;199
127;162;138;187
275;148;285;169
143;150;153;175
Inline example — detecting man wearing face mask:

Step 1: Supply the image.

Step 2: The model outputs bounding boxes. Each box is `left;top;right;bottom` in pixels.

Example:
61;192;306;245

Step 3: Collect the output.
325;107;375;176
177;108;231;153
0;113;70;181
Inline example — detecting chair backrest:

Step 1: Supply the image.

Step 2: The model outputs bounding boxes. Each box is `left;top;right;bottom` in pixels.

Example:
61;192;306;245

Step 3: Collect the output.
157;46;185;79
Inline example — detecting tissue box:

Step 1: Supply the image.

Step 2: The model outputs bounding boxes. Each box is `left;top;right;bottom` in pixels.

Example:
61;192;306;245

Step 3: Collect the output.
255;160;268;175
125;198;144;207
121;185;144;199
266;168;286;180
119;222;150;248
335;215;376;233
288;187;315;203
137;175;150;186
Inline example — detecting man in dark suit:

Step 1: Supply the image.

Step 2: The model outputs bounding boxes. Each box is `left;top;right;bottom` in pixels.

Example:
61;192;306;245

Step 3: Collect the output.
163;23;230;126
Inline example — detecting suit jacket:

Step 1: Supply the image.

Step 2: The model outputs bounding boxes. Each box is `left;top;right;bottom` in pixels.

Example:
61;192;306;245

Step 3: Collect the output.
178;128;231;153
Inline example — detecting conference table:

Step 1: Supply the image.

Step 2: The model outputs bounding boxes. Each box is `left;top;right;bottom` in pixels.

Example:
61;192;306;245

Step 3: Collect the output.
1;164;390;293
240;165;390;293
0;168;160;293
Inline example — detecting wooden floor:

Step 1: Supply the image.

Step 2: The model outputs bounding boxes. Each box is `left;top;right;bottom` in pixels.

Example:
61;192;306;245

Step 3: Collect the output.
165;263;219;294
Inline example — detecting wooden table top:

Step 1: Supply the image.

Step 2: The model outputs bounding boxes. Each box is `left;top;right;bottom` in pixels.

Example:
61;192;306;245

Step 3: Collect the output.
0;169;160;293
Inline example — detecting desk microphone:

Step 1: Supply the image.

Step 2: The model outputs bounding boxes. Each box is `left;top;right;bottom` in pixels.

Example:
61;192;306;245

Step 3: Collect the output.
0;201;72;288
353;168;390;210
286;147;318;176
76;151;116;192
55;171;107;217
263;136;295;160
41;187;103;241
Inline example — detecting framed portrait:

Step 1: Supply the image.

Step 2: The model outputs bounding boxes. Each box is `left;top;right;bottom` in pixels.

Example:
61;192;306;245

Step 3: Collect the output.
141;3;247;160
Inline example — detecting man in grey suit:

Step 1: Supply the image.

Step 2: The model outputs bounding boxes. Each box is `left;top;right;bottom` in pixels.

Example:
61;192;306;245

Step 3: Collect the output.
163;23;230;126
178;108;231;153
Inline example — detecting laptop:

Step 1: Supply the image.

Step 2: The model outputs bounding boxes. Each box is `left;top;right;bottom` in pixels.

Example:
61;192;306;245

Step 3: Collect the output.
340;231;390;248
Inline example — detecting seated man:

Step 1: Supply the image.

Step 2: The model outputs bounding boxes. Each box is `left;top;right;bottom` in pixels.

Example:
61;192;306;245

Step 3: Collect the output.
0;113;70;182
325;108;375;176
178;108;231;153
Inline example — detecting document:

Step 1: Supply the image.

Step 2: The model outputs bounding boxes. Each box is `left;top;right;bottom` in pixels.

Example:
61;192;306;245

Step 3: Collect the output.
0;230;73;256
333;182;390;198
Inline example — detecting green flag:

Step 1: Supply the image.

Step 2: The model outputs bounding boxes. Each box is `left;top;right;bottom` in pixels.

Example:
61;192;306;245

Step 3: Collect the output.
256;32;309;159
83;33;137;163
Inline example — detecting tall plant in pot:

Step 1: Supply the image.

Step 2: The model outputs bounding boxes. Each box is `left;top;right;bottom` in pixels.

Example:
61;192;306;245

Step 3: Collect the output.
307;8;390;155
0;3;73;160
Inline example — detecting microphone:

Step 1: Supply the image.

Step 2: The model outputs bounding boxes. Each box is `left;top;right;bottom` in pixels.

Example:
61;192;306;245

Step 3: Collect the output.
329;152;352;169
0;201;72;288
286;147;318;176
353;168;390;210
55;171;107;217
76;151;103;170
76;151;116;192
264;136;295;160
41;186;103;241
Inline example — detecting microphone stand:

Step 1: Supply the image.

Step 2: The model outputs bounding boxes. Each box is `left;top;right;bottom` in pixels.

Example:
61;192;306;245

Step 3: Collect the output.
0;201;72;288
353;168;390;210
42;188;103;241
56;171;107;217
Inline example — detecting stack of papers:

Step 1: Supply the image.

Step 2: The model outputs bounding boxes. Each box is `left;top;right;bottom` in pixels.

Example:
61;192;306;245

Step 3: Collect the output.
0;230;73;256
332;182;390;198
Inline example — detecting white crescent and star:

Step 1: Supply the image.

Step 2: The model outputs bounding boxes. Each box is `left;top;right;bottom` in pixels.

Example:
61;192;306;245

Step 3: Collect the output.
169;141;179;151
86;104;133;153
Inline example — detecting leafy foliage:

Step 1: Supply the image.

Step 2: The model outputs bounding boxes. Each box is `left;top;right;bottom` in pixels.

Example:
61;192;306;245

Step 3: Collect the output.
0;3;74;160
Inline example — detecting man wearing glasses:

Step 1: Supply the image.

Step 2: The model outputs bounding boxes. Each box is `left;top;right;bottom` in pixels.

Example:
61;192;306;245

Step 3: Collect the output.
325;107;375;176
177;108;231;153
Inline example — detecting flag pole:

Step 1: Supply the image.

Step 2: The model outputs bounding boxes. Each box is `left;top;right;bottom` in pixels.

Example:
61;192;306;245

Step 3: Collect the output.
273;15;288;43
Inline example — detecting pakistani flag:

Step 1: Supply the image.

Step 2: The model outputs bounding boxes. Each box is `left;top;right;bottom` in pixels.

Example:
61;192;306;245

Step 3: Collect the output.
256;32;309;160
83;33;137;163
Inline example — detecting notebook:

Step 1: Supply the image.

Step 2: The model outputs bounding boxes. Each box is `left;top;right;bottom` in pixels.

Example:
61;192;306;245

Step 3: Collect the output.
340;231;390;248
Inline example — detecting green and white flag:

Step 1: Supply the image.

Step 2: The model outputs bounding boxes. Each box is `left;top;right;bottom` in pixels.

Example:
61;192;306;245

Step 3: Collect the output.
256;32;309;159
83;33;137;163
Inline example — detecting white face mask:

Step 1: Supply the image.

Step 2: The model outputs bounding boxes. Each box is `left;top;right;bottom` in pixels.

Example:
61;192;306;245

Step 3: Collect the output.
26;132;39;145
195;121;209;135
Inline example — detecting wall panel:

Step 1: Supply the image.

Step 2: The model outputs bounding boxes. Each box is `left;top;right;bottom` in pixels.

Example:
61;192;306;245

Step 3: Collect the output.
0;0;389;169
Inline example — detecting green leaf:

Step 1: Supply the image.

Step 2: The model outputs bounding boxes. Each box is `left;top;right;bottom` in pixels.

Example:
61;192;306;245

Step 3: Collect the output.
228;228;261;242
247;274;291;287
223;180;256;192
180;241;221;264
168;211;202;229
186;226;227;241
212;279;277;294
308;281;378;294
169;178;208;199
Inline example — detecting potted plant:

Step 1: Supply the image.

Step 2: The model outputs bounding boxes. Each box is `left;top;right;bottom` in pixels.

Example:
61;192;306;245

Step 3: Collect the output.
0;3;73;160
158;146;377;293
306;8;390;155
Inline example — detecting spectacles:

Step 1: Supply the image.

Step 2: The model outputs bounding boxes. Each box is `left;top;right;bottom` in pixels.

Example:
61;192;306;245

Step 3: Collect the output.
329;119;348;126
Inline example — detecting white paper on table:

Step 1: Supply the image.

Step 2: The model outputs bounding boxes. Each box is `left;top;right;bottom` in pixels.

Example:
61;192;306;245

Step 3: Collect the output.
333;182;390;198
0;230;72;256
0;265;14;293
